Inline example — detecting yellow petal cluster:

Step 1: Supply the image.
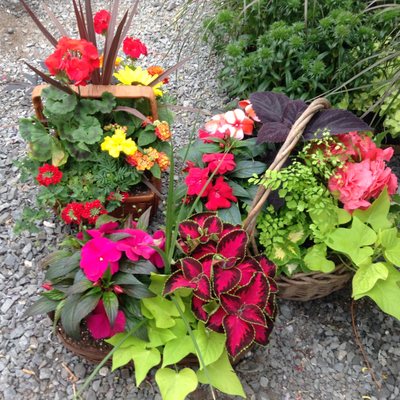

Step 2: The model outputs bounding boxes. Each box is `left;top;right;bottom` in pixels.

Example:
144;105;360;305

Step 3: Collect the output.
101;129;137;158
113;66;164;97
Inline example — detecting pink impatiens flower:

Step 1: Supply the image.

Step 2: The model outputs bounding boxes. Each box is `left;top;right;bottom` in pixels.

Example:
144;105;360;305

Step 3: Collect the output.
116;229;155;261
205;176;237;210
202;153;236;175
238;100;260;122
86;301;126;339
149;230;166;268
80;237;122;281
328;159;398;212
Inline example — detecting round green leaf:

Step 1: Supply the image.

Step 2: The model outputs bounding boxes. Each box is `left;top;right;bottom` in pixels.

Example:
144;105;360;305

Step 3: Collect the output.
155;367;198;400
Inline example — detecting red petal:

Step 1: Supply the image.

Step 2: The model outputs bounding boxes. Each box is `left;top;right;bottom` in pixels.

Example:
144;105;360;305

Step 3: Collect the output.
219;293;241;314
255;255;276;277
237;257;259;286
217;229;248;259
178;220;201;241
254;322;273;346
181;257;203;280
223;314;255;359
191;212;215;227
194;275;212;301
203;215;223;235
234;272;269;308
163;271;195;296
191;242;217;260
213;263;241;296
191;296;208;322
207;306;226;333
240;304;266;326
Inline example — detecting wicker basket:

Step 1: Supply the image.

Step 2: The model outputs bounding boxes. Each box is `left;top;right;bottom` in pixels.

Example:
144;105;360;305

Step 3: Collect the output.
244;98;352;301
32;84;161;221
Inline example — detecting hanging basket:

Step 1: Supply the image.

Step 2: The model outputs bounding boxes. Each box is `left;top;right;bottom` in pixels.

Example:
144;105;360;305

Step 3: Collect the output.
32;84;161;221
244;98;352;301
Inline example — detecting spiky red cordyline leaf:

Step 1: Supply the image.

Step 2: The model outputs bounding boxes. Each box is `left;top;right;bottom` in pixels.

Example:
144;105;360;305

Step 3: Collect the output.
217;229;248;259
163;270;195;296
237;257;260;286
255;255;277;277
207;306;226;333
19;0;57;47
149;57;189;87
223;314;255;359
120;0;139;42
191;296;208;322
43;2;68;37
203;215;223;236
84;0;100;84
178;220;201;241
213;263;241;296
114;106;154;124
234;272;269;309
72;0;89;40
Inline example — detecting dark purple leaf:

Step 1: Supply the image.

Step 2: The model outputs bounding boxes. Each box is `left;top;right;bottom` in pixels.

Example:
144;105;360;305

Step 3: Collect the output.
120;0;140;41
72;0;88;40
256;122;291;143
249;92;291;123
303;109;373;139
43;3;69;38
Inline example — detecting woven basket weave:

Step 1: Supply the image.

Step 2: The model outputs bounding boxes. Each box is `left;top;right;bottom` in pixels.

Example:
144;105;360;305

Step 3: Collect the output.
244;98;352;301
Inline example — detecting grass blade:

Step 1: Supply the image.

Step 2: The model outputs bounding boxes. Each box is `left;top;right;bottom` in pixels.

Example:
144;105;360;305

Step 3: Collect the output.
19;0;57;46
149;57;189;87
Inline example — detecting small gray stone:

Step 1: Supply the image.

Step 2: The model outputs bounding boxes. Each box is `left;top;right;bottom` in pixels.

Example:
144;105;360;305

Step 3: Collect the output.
39;368;52;380
260;376;269;388
1;298;15;313
99;366;109;377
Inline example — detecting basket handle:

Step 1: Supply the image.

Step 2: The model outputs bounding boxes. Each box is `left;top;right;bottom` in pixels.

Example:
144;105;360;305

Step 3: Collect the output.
32;84;159;122
243;97;331;240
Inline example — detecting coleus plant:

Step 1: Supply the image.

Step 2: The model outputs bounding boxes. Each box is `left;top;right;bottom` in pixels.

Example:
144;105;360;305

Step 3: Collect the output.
25;216;165;339
163;213;278;359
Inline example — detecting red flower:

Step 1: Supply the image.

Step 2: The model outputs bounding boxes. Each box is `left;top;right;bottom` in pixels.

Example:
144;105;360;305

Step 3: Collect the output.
81;200;107;224
122;37;148;59
42;282;53;291
205;177;237;210
93;10;110;34
185;167;211;197
147;65;169;83
61;202;84;225
202;153;236;174
45;37;100;86
36;164;63;186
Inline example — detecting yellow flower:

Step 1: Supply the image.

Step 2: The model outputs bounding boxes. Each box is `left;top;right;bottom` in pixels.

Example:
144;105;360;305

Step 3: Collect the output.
101;130;137;158
113;66;164;97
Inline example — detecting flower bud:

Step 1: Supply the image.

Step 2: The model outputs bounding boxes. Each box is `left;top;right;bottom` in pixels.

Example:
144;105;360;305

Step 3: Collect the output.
42;282;53;291
113;285;124;294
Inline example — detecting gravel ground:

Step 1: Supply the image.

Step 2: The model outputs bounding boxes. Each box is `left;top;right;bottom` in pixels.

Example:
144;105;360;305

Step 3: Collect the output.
0;1;399;400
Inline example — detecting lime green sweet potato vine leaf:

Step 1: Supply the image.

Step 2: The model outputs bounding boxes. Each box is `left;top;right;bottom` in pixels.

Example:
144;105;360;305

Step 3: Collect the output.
304;244;335;273
352;262;389;299
155;368;198;400
379;228;400;266
326;216;376;266
197;351;246;398
354;263;400;320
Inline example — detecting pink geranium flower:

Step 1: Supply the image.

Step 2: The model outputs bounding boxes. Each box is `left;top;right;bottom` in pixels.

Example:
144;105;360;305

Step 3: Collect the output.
80;237;122;281
328;159;398;212
202;153;236;175
86;301;126;339
115;229;155;261
185;167;211;197
205;176;237;210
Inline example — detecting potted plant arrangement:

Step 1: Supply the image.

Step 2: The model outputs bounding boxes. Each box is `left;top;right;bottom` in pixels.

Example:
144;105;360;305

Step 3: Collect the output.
181;91;400;320
17;0;175;231
26;208;278;398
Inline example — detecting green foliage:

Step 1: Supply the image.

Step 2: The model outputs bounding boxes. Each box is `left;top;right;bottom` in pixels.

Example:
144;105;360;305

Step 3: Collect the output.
155;368;198;400
204;0;398;107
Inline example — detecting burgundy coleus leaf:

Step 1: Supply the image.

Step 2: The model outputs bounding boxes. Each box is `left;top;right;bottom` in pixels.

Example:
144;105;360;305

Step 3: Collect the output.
203;215;223;236
254;322;274;346
265;298;277;320
237;257;260;286
191;212;215;227
213;261;241;296
192;296;209;322
181;257;212;301
234;272;269;309
207;306;226;333
178;220;201;241
217;229;248;259
255;255;276;277
163;270;196;296
191;241;217;260
220;293;265;326
221;222;240;236
223;314;255;359
177;238;191;254
267;277;278;294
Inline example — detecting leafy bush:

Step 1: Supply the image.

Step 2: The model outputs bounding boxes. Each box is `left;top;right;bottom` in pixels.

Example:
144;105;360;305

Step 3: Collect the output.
204;0;399;105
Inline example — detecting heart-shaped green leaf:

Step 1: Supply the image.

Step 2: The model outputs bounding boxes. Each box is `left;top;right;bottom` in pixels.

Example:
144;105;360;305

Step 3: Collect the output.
155;368;198;400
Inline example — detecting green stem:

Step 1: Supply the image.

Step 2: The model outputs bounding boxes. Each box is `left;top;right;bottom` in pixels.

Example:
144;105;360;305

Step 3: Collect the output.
74;320;146;399
171;297;217;400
